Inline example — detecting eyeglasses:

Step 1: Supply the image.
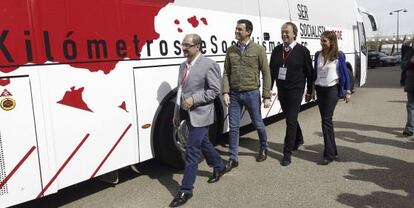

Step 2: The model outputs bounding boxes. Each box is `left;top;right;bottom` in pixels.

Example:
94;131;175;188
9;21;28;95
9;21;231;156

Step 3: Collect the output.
181;43;195;48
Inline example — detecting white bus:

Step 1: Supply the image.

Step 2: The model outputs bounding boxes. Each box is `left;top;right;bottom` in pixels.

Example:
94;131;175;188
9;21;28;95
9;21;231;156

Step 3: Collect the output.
0;0;376;206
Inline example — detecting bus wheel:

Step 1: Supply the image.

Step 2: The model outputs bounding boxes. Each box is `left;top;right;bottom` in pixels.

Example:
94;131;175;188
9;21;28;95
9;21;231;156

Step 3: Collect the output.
154;97;185;169
154;96;221;169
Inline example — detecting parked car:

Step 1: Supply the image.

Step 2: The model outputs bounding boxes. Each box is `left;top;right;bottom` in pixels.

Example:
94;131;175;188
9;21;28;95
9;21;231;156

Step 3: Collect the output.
392;52;402;64
369;51;399;67
368;51;381;68
377;52;399;66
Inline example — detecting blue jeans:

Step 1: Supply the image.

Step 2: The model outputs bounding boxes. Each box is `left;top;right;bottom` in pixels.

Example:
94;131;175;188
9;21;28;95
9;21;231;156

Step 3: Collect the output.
405;92;414;132
180;122;224;194
228;89;268;161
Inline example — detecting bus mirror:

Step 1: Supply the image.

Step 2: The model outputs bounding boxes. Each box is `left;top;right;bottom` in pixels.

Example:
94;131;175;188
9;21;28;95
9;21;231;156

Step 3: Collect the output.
367;14;377;31
359;7;377;31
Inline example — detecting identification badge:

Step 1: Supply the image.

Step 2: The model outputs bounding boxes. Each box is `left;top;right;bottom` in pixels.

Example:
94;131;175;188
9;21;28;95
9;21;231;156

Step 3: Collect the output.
318;70;328;81
278;67;287;80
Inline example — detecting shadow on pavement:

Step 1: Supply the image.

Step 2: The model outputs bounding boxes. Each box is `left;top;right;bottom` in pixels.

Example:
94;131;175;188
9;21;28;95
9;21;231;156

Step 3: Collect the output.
235;129;414;208
11;167;139;208
305;133;414;207
388;100;406;104
334;121;403;137
337;191;414;208
11;159;216;208
335;146;414;207
314;131;414;150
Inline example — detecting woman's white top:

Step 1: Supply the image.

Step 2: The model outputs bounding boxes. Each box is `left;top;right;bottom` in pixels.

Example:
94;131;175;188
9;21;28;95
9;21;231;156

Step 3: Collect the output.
315;54;339;87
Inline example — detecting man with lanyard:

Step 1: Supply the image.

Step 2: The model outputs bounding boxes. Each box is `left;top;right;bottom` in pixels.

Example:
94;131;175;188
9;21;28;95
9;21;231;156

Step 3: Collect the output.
170;34;226;207
269;22;313;166
223;19;272;172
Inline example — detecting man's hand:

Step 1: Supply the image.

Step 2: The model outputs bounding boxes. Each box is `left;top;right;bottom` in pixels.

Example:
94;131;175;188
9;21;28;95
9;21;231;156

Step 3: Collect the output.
182;96;194;110
410;55;414;64
263;98;271;108
223;93;230;106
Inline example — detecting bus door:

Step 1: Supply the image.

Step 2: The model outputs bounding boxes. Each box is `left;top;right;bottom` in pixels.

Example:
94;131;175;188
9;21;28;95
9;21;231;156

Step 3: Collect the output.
0;76;42;208
353;22;368;86
358;22;368;86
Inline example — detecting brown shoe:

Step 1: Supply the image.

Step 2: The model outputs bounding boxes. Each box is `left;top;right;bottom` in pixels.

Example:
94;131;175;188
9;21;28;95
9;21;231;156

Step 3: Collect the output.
225;159;239;171
256;148;268;162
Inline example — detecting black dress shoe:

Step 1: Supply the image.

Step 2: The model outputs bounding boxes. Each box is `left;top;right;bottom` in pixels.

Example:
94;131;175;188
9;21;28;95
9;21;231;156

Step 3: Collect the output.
207;167;226;183
281;155;291;166
225;159;239;171
169;192;193;207
403;130;413;137
256;148;268;162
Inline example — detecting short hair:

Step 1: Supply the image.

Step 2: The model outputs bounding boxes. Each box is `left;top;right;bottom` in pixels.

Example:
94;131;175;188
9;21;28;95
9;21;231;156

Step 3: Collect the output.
187;33;202;47
282;22;298;40
237;19;253;36
321;30;339;60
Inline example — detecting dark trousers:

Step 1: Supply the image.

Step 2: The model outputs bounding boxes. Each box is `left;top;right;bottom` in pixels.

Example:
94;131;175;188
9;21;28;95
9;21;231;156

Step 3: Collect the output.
315;85;339;160
180;122;224;194
278;88;304;156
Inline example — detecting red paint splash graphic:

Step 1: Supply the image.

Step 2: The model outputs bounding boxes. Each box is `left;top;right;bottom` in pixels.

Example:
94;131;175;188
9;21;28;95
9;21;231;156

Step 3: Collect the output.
0;78;10;86
174;19;180;24
118;101;128;112
201;17;208;25
177;28;183;33
0;0;174;74
187;16;199;28
57;86;93;112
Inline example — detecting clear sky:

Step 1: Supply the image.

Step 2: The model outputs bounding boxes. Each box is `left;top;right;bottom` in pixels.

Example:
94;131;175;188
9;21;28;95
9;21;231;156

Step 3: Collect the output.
357;0;414;37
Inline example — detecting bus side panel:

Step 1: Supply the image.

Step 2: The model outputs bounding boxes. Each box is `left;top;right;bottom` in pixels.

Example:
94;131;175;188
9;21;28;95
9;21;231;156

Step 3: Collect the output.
27;0;144;194
0;77;43;208
37;63;140;191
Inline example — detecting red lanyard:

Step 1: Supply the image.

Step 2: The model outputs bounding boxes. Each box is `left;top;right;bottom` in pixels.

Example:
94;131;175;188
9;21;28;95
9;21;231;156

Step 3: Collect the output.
282;48;293;67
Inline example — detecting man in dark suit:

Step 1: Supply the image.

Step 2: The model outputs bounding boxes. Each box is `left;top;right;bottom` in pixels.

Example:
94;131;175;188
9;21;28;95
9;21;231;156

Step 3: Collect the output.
169;34;226;207
402;46;414;136
269;22;313;166
401;40;412;86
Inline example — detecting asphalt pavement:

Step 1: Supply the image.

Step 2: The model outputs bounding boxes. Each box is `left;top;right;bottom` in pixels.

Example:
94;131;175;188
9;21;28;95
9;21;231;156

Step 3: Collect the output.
14;65;414;208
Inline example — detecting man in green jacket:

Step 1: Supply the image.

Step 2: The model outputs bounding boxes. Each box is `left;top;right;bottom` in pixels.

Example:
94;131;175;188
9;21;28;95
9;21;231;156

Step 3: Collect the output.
223;19;272;171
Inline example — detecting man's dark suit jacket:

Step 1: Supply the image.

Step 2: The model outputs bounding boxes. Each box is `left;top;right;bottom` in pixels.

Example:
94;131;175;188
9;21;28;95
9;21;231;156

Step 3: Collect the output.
269;44;313;94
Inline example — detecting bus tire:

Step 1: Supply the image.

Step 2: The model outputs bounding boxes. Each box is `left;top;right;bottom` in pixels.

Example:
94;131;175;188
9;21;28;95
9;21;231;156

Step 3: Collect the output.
154;96;185;169
153;95;222;170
